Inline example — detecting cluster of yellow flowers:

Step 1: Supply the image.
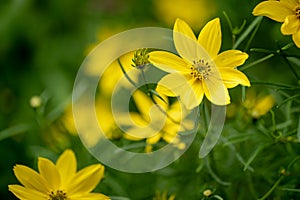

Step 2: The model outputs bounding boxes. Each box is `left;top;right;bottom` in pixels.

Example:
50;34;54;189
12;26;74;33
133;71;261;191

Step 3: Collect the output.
10;0;300;199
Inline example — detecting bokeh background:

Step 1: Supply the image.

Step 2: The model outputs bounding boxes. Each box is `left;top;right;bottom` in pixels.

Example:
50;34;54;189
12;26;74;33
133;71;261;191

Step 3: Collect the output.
1;0;300;199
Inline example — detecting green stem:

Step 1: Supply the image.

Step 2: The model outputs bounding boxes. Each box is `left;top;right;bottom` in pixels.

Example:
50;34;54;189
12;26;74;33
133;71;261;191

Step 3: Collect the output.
233;16;263;49
251;81;296;89
276;93;300;108
258;176;284;200
240;54;274;71
117;58;137;87
204;156;231;186
276;42;300;80
244;16;262;51
240;43;294;71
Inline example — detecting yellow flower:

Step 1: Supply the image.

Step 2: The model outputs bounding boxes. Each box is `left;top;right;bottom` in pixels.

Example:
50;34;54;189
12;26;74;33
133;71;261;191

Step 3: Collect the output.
99;52;136;96
153;0;216;28
253;0;300;48
153;191;176;200
149;18;250;109
9;150;110;200
244;90;275;118
120;90;193;152
62;97;122;147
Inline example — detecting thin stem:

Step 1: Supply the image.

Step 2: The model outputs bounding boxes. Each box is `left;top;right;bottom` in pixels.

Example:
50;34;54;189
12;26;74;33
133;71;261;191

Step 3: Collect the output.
117;58;137;87
204;156;231;186
287;154;300;170
233;16;263;49
276;93;300;108
258;176;284;200
251;81;296;88
276;42;300;80
240;43;294;71
244;16;262;51
140;68;150;91
240;54;274;71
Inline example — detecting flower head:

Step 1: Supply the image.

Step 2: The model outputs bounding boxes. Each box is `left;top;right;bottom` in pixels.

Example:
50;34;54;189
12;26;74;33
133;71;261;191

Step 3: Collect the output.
9;150;110;200
149;18;250;109
153;191;176;200
253;0;300;48
120;90;193;152
243;90;275;119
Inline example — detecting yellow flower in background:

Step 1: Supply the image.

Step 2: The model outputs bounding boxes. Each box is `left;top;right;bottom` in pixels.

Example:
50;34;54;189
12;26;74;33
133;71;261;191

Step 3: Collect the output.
149;18;250;109
153;191;176;200
251;95;275;118
9;150;110;200
62;97;122;147
99;52;137;96
244;89;275;118
120;90;194;152
153;0;216;28
85;26;128;55
253;0;300;48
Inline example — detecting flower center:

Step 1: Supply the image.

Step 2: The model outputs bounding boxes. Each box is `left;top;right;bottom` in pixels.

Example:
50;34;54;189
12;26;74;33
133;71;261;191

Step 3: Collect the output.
132;48;150;69
190;59;211;80
296;5;300;19
48;190;67;200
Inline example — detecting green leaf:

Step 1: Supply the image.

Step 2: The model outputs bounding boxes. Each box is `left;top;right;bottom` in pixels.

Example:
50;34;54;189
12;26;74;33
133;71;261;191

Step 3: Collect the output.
233;16;263;49
0;124;31;141
244;144;264;171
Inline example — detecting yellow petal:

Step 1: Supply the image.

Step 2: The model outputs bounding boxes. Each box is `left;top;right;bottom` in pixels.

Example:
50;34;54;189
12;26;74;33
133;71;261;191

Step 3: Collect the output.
281;0;299;9
132;90;168;121
252;95;275;118
292;29;300;48
146;133;162;144
181;79;204;109
203;76;230;105
281;15;300;35
124;132;144;141
38;158;61;190
149;51;190;73
198;18;221;58
13;165;49;193
214;50;248;68
219;68;251;88
56;150;77;188
71;193;110;200
156;73;191;97
252;1;294;22
173;18;199;62
8;185;46;200
68;164;104;194
125;125;160;139
117;112;148;127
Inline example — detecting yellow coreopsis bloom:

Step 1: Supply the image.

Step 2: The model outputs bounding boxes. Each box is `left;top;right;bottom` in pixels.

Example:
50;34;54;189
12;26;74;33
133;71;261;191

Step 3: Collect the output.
243;90;275;118
153;0;216;28
120;90;193;152
149;18;250;109
253;0;300;48
9;150;110;200
153;191;176;200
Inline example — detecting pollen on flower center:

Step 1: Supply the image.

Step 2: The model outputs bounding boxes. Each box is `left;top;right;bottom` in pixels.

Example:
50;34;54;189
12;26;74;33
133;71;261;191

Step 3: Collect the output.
190;59;212;80
48;190;67;200
295;5;300;18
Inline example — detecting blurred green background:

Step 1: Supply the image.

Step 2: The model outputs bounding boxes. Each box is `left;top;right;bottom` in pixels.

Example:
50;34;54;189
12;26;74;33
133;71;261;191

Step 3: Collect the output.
1;0;300;199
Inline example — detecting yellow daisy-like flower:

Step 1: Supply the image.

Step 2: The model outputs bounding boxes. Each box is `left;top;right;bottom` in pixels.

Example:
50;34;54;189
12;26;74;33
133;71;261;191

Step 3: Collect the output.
9;150;110;200
120;90;193;152
243;89;275;119
149;18;250;109
153;191;176;200
253;0;300;48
